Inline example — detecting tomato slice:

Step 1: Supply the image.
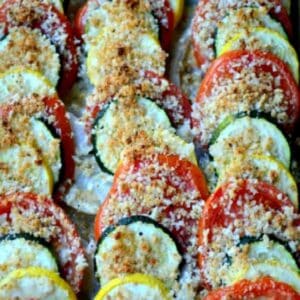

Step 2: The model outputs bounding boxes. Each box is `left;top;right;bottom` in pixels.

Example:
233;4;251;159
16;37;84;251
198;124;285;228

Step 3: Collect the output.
0;192;87;293
191;0;292;68
44;97;76;201
0;0;78;97
150;0;175;51
94;153;209;251
204;276;300;299
193;50;300;145
0;97;76;201
74;0;174;51
198;179;298;288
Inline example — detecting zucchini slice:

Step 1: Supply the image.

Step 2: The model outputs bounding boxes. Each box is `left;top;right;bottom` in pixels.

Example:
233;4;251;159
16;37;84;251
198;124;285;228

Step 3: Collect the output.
30;118;62;183
217;155;298;208
0;143;53;196
0;27;60;87
219;27;299;82
95;216;182;288
84;1;158;49
225;238;299;286
92;97;196;174
247;240;298;272
87;29;164;86
0;234;58;281
0;267;76;299
231;260;300;293
215;7;287;55
0;69;56;103
95;273;171;300
209;116;291;168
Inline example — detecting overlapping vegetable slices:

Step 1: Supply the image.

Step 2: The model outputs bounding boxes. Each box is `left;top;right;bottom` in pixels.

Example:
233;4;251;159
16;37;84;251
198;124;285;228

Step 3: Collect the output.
0;0;88;297
187;0;300;298
0;192;87;294
0;0;298;298
191;0;292;71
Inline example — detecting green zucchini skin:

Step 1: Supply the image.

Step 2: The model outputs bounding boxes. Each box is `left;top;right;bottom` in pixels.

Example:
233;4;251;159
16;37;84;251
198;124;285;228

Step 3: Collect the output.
94;215;183;287
237;235;300;269
91;103;114;175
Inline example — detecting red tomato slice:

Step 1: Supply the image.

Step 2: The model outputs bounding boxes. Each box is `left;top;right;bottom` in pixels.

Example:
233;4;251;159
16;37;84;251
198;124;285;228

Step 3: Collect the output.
44;97;76;201
204;276;300;299
0;0;78;97
0;192;87;293
74;0;174;51
84;72;191;135
94;153;209;251
0;97;76;201
74;2;88;38
198;180;298;288
193;50;300;144
150;0;175;51
191;0;292;68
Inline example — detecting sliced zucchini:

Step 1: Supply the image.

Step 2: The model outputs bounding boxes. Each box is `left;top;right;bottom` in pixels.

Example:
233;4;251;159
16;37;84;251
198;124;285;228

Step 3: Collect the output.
217;155;298;208
86;29;164;86
247;240;298;272
215;7;287;55
0;143;53;196
0;234;58;281
0;27;60;87
84;1;158;49
152;129;197;166
209;116;291;168
230;260;300;293
94;274;171;300
0;267;76;299
0;69;56;103
95;216;182;288
92;97;196;174
224;238;299;286
219;27;299;82
30;118;62;183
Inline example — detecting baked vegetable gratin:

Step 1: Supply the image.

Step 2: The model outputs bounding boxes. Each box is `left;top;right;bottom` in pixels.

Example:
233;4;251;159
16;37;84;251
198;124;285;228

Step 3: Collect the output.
0;0;298;299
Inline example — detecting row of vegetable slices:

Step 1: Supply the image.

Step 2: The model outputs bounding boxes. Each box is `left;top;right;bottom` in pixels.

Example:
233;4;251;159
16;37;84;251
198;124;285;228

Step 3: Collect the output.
0;0;90;297
72;0;213;298
72;0;300;298
190;0;300;298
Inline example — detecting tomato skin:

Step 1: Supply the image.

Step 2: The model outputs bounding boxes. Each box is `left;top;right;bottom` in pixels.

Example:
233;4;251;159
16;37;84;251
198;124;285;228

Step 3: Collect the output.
44;97;76;201
0;192;86;293
0;97;75;201
94;154;209;247
191;0;292;67
0;0;78;97
155;0;175;51
204;277;300;299
194;50;300;138
74;2;88;38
